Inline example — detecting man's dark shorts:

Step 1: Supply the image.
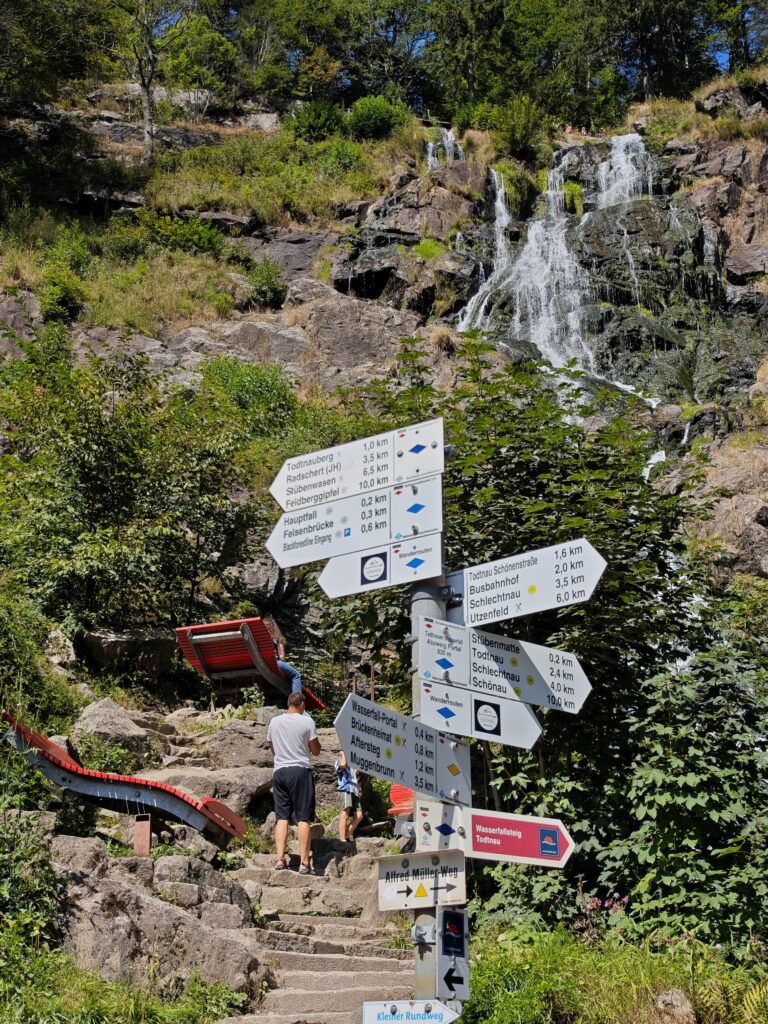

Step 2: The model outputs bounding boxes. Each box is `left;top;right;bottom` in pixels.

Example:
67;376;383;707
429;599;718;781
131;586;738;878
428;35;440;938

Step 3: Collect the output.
273;766;316;823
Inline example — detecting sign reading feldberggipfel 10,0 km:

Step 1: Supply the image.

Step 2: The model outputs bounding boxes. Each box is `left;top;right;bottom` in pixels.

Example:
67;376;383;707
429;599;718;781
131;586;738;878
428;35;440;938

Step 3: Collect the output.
269;418;444;511
446;537;607;628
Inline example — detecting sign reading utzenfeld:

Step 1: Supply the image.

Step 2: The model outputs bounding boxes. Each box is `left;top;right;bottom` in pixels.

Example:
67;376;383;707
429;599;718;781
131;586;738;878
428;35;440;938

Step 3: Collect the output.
335;694;471;806
445;538;607;628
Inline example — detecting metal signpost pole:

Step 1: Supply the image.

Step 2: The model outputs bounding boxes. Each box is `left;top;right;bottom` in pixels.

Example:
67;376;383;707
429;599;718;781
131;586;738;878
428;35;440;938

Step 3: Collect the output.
411;580;445;1000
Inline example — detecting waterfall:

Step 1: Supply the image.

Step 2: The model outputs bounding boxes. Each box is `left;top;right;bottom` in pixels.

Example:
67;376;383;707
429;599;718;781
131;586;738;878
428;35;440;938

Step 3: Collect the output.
426;140;439;170
642;449;667;480
458;133;654;378
442;127;465;161
596;134;653;208
457;170;512;330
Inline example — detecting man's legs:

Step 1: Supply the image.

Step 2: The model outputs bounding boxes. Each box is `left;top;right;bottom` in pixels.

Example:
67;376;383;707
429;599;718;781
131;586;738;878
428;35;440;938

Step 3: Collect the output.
348;807;363;840
297;820;311;866
275;818;289;862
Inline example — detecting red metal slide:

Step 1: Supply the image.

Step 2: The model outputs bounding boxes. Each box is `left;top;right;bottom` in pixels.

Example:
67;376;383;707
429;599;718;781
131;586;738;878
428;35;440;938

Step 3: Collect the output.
1;711;246;845
176;617;324;712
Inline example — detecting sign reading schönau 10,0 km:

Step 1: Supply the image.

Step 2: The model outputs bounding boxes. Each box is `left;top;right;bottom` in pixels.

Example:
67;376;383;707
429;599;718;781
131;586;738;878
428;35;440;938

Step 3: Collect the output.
446;537;607;628
270;418;444;512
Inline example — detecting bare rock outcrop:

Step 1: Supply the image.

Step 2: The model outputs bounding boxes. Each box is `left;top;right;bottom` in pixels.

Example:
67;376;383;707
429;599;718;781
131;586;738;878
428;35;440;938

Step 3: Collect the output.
73;697;152;755
136;765;274;815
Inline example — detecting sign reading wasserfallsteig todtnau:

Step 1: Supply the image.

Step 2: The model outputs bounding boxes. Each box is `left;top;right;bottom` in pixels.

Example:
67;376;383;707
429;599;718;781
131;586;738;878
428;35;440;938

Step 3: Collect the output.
334;693;471;806
270;418;444;511
445;537;607;628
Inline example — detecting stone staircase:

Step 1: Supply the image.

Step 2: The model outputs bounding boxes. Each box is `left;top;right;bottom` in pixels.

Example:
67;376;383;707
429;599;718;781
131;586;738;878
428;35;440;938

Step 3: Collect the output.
215;843;414;1024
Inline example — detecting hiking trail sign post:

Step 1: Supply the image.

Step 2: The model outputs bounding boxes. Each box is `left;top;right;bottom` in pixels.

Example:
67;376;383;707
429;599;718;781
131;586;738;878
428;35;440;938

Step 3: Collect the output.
445;538;607;627
334;693;472;806
317;535;443;599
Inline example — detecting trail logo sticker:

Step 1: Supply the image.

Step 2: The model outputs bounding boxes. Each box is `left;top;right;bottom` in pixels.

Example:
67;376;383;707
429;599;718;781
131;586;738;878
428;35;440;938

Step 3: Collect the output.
360;553;387;585
474;700;500;736
538;827;560;858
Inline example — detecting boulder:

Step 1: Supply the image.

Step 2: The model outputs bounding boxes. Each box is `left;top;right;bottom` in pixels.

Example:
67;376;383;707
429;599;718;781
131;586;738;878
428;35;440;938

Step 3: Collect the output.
219;321;309;363
72;698;151;755
83;627;176;670
234;229;340;281
195;210;258;235
696;85;767;120
63;877;264;993
725;242;768;282
204;720;273;768
50;835;109;879
654;989;696;1024
238;112;280;132
136;765;273;814
0;290;41;353
45;628;77;671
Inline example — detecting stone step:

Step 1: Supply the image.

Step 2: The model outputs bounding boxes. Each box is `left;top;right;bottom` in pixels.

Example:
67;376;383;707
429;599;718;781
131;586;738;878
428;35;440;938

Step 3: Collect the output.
262;984;413;1014
269;917;382;942
218;928;411;961
273;970;412;993
241;946;412;975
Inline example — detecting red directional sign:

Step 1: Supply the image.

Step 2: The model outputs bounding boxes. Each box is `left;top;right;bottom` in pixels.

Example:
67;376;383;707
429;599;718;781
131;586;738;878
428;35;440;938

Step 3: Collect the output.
415;800;576;868
468;810;575;867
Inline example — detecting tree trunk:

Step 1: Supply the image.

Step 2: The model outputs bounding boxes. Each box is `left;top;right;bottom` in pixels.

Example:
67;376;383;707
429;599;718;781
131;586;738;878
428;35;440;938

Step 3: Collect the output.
140;82;154;163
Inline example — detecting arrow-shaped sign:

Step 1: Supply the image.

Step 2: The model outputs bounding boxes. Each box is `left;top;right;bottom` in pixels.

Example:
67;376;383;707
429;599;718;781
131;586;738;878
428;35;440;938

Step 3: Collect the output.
266;477;442;569
418;616;592;715
415;799;576;868
445;537;607;628
317;535;443;599
362;1002;461;1024
270;418;444;511
443;967;464;993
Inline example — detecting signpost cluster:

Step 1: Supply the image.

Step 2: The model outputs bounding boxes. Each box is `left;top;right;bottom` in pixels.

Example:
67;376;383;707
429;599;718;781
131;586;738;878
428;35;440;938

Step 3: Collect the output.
267;418;608;1022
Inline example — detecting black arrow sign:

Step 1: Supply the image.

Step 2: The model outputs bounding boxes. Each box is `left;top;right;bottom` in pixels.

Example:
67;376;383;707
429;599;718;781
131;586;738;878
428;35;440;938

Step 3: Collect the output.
443;967;464;992
397;885;413;898
431;881;457;894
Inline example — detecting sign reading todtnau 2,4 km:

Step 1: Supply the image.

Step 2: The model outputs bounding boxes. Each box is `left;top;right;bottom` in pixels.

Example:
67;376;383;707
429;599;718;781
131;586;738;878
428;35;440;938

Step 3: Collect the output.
270;418;444;511
445;537;607;628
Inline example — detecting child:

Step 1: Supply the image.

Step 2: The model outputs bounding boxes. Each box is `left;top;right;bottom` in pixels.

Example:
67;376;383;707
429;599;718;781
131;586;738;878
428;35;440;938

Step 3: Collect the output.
335;751;364;845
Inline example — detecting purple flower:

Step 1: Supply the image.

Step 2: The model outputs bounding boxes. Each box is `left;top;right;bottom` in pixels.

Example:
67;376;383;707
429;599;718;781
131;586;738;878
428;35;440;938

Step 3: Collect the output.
715;943;722;950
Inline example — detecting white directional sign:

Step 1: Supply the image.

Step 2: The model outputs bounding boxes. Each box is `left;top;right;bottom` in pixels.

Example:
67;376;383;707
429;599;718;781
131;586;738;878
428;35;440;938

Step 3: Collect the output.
415;799;576;868
436;907;470;1002
318;535;443;599
270;418;444;512
419;617;592;715
266;477;442;569
334;694;471;805
445;538;607;628
421;677;542;747
378;850;466;911
362;1001;461;1024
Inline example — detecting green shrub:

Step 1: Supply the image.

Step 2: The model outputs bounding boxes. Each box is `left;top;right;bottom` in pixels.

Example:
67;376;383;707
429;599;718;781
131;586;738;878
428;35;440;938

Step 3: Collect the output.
490;95;548;161
471;99;499;131
348;96;404;140
38;260;88;321
102;209;225;263
411;238;446;260
201;356;296;432
287;101;345;142
492;161;539;218
75;734;142;775
563;180;584;216
318;138;364;175
247;255;286;308
453;103;476;134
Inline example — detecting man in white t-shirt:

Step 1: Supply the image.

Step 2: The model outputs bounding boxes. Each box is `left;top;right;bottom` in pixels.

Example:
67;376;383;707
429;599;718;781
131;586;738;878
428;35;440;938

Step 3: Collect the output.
267;692;321;874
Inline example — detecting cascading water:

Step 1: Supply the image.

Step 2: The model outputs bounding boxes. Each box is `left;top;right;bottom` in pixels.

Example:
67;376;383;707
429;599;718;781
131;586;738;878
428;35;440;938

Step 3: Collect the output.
459;133;654;378
441;127;465;161
426;140;439;170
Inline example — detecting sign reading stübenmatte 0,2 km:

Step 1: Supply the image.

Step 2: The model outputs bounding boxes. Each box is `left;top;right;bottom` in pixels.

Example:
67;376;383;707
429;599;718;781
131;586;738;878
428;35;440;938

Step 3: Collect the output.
269;418;444;512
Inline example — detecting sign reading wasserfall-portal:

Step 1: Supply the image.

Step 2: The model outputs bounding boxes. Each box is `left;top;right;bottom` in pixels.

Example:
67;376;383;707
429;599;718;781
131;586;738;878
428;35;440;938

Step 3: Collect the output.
270;418;444;512
334;693;471;806
445;538;607;628
266;477;442;569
